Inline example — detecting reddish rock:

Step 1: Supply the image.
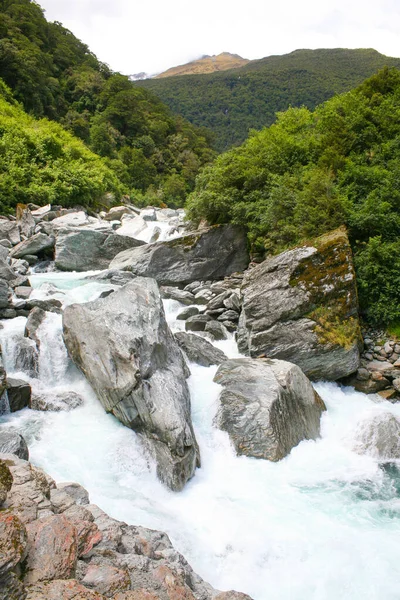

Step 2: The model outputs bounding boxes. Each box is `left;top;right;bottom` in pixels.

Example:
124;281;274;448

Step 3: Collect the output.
24;515;78;584
214;593;253;600
153;565;196;600
0;511;27;576
81;563;130;597
25;578;106;599
63;504;103;557
113;592;160;600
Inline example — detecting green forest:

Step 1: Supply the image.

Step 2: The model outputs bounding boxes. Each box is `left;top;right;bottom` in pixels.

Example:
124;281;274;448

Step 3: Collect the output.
186;67;400;327
138;48;400;152
0;0;214;207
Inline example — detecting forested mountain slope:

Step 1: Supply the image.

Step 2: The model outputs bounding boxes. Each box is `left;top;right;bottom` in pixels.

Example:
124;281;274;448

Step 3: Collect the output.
186;67;400;326
138;48;400;151
0;0;215;206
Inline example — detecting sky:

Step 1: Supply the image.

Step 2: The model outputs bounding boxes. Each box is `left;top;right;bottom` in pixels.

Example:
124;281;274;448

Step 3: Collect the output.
38;0;400;76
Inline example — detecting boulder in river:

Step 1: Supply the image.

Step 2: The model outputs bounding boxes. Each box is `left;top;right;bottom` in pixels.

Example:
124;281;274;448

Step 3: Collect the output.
55;228;145;272
63;277;200;491
237;228;361;381
7;378;31;412
213;358;326;461
0;431;29;460
174;332;228;367
110;224;249;285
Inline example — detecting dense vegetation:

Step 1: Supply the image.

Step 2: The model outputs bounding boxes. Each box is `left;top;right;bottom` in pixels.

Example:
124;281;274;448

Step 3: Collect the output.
0;81;124;213
187;68;400;326
138;49;400;152
0;0;214;207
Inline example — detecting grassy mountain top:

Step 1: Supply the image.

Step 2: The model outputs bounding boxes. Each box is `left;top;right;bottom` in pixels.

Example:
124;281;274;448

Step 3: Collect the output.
186;67;400;326
155;52;249;78
137;48;400;151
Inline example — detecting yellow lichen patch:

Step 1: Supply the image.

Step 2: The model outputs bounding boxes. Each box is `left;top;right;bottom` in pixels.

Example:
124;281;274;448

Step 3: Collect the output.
308;305;361;350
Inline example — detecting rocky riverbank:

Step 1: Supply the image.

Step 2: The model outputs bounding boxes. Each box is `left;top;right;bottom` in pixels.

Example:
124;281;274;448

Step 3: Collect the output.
0;453;252;600
1;201;400;599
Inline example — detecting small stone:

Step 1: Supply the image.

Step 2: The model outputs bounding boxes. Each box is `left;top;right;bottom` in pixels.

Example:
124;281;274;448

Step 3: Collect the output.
183;281;202;293
384;342;393;355
364;353;373;361
15;286;32;299
364;338;373;347
395;344;400;354
217;310;240;322
356;368;370;381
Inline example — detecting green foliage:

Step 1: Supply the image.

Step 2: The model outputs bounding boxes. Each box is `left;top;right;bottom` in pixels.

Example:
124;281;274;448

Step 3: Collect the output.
187;67;400;325
0;89;124;213
138;48;400;152
0;0;215;206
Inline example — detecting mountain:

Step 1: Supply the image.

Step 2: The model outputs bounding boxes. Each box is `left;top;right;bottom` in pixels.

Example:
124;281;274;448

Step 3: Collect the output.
0;0;215;207
155;52;249;78
137;48;400;151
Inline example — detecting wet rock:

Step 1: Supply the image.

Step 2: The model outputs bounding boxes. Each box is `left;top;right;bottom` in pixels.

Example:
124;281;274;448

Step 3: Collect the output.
110;225;249;285
0;431;29;460
185;314;211;332
160;286;195;305
353;413;400;460
7;378;31;412
237;228;361;381
13;337;38;376
176;307;199;320
24;515;78;584
30;391;84;412
214;358;326;461
63;278;200;491
25;307;47;347
55;229;145;272
204;320;229;341
174;332;228;367
10;233;55;259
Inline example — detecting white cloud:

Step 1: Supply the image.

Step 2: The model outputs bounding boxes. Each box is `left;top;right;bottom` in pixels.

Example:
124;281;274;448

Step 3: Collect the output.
39;0;400;75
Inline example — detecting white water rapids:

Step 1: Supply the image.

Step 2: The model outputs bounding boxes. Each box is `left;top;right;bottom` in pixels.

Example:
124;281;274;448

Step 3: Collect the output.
1;271;400;600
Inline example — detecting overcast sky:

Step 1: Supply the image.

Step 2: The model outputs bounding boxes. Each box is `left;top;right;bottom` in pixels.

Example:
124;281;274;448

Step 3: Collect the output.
39;0;400;76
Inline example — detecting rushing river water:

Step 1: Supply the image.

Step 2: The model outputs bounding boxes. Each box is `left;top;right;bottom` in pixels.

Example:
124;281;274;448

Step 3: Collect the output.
1;270;400;600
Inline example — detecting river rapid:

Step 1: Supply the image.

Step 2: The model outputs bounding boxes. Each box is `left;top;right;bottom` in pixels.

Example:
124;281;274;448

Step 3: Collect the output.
1;270;400;600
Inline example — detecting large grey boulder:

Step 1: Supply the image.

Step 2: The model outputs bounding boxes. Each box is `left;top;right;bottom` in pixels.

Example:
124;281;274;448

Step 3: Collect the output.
55;229;145;272
237;228;361;381
213;358;326;461
110;224;249;285
7;378;31;412
63;278;199;491
174;332;228;367
10;233;55;259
